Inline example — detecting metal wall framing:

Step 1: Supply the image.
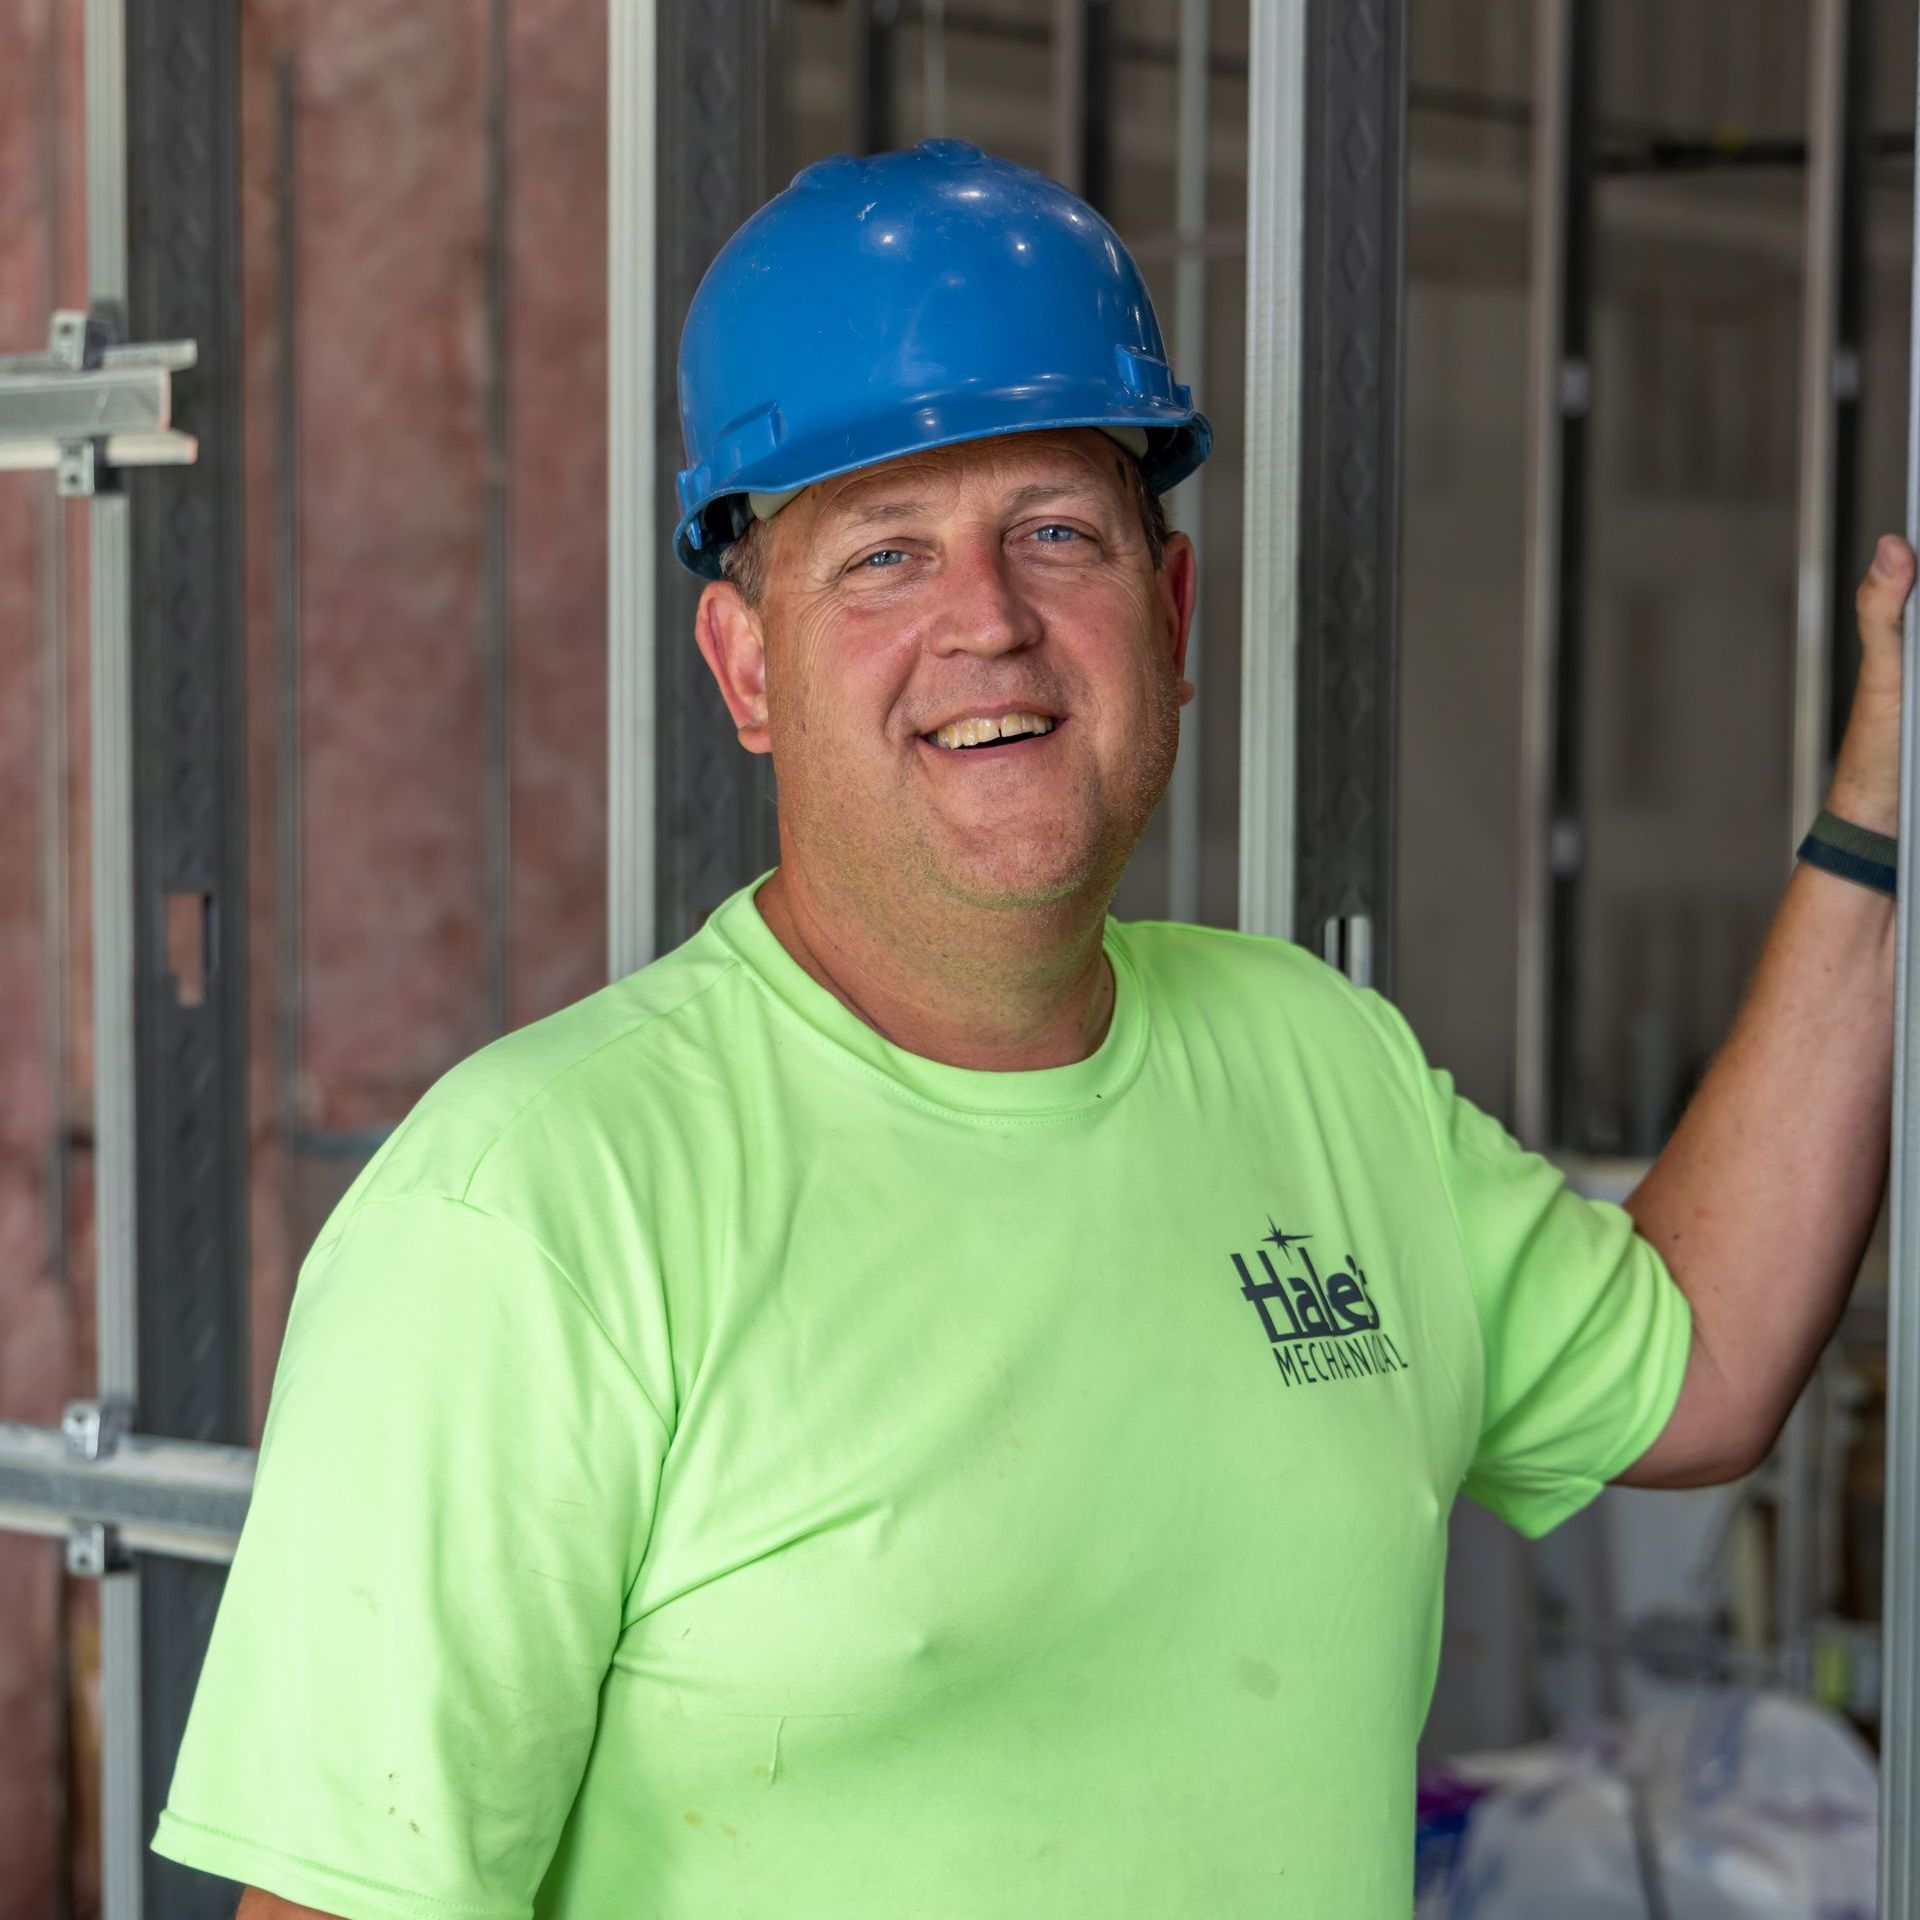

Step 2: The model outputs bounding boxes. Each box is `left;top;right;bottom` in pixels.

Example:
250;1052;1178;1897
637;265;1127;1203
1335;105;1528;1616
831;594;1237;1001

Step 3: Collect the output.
854;0;898;156
1825;0;1871;761
1239;0;1405;985
920;0;948;139
482;0;514;1034
122;3;252;1913
1288;0;1406;992
37;4;1873;1909
609;0;657;978
1882;20;1920;1911
652;2;776;952
10;2;1415;1911
0;0;259;1907
1781;0;1870;1702
1793;0;1857;832
79;0;144;1909
1237;0;1306;941
1515;0;1593;1150
0;3;257;1908
1049;1;1087;195
1164;0;1210;926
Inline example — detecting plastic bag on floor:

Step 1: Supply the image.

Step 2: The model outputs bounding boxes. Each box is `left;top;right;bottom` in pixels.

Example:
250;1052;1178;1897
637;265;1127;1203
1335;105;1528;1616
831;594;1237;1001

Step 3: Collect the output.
1426;1689;1876;1919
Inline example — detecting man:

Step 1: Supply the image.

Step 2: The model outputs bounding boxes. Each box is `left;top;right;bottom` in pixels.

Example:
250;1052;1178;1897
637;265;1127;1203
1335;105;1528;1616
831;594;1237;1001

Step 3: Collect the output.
155;142;1904;1919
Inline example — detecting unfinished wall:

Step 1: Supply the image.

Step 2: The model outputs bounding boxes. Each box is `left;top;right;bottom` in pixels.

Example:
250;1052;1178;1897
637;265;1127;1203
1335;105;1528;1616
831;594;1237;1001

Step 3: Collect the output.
2;0;1913;1901
0;0;610;1907
0;0;94;1911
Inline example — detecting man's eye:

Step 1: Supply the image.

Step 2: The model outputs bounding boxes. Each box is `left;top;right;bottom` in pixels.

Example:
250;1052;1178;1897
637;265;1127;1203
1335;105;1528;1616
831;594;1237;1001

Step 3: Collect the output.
857;548;910;569
1030;524;1082;545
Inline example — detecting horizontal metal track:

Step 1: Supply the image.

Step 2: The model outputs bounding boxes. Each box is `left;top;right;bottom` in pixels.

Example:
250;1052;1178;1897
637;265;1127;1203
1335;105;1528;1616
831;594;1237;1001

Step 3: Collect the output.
0;429;195;473
0;1420;253;1565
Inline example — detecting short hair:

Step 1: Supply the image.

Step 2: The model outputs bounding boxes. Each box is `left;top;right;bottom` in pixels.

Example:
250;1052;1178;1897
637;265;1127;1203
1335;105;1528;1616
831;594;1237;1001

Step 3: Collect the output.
717;453;1171;609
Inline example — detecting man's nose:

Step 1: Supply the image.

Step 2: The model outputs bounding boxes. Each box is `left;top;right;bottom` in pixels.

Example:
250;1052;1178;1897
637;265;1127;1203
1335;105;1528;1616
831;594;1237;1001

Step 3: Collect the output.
926;537;1044;657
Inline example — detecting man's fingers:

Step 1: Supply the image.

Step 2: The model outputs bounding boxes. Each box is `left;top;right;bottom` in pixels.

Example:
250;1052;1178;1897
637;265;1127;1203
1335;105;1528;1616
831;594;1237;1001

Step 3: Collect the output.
1836;536;1907;818
1856;534;1916;656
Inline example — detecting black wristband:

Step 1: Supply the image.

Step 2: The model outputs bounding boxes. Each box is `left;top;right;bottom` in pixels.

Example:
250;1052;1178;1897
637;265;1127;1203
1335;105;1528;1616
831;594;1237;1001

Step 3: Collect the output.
1797;807;1897;897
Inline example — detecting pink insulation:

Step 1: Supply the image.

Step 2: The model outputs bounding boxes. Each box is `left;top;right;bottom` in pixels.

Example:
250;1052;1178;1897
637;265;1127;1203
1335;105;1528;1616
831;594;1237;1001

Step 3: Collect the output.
0;1;611;1907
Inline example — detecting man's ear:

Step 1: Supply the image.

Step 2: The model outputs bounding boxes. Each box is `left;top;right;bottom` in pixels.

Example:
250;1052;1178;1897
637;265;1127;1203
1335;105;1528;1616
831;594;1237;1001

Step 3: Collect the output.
1160;530;1198;706
695;580;773;754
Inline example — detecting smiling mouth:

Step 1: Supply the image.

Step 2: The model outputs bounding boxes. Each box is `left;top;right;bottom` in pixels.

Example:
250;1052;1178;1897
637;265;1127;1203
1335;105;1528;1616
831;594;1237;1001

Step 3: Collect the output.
921;712;1060;752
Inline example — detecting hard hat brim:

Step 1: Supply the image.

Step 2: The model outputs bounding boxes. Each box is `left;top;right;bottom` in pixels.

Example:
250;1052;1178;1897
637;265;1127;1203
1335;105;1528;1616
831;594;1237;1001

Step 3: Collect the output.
675;399;1213;580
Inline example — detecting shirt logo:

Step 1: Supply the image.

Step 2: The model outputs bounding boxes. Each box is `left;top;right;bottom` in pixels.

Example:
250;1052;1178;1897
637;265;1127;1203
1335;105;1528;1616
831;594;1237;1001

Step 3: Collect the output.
1229;1217;1410;1389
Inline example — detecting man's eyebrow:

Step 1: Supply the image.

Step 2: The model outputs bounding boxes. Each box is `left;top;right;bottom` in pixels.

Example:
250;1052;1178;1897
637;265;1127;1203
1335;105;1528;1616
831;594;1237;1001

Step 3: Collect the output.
1002;481;1108;512
827;498;933;530
824;479;1109;530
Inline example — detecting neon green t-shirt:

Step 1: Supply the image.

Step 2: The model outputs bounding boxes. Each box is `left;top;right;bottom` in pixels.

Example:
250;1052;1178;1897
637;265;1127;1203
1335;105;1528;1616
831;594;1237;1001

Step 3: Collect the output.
153;875;1690;1919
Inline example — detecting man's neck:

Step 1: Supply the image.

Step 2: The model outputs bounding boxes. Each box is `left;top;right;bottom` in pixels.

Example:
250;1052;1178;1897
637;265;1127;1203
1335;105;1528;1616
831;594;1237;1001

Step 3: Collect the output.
752;864;1115;1072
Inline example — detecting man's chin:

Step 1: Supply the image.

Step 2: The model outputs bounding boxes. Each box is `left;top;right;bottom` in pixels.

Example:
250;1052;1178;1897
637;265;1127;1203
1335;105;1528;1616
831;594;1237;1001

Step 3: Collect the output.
916;832;1116;915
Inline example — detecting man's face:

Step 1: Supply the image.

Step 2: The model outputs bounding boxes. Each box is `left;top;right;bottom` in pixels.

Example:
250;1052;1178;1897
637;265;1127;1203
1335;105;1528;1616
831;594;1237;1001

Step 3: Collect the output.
696;428;1195;919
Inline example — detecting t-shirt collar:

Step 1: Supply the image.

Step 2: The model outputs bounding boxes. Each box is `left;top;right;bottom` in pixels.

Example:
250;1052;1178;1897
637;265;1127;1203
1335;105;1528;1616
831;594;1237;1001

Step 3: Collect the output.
708;870;1148;1119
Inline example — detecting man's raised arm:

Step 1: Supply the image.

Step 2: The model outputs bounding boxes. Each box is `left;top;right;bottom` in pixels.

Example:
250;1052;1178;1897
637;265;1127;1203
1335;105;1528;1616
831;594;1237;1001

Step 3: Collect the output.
1616;533;1910;1489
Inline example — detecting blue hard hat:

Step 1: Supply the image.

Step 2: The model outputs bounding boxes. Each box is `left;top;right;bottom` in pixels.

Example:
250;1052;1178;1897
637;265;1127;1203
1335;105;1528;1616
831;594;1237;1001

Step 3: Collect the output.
672;139;1212;579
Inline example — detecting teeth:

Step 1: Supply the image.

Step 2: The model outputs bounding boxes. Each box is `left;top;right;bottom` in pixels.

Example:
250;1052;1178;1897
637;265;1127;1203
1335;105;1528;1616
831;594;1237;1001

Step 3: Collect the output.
929;712;1057;750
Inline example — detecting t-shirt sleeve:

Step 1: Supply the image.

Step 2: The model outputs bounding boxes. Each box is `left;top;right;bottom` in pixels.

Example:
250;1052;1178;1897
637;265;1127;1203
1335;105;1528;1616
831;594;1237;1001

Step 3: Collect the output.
151;1191;670;1920
1365;993;1694;1540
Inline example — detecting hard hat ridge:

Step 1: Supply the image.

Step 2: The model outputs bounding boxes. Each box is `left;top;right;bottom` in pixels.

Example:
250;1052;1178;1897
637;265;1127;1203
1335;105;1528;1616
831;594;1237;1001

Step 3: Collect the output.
672;139;1213;579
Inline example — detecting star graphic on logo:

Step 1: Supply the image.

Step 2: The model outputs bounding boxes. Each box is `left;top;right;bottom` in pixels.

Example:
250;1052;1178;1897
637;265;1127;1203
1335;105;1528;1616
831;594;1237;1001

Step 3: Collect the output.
1262;1217;1311;1261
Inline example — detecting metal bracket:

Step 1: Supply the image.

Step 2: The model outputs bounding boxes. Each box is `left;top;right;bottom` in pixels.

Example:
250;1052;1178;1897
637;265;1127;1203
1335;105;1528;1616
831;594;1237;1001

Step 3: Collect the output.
60;1400;138;1578
67;1519;134;1580
1321;913;1375;990
0;308;198;494
63;1397;135;1462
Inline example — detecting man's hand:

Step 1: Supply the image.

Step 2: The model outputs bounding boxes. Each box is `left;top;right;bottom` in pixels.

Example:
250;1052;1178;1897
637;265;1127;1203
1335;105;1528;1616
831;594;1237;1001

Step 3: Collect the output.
1616;536;1907;1487
1826;532;1912;836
